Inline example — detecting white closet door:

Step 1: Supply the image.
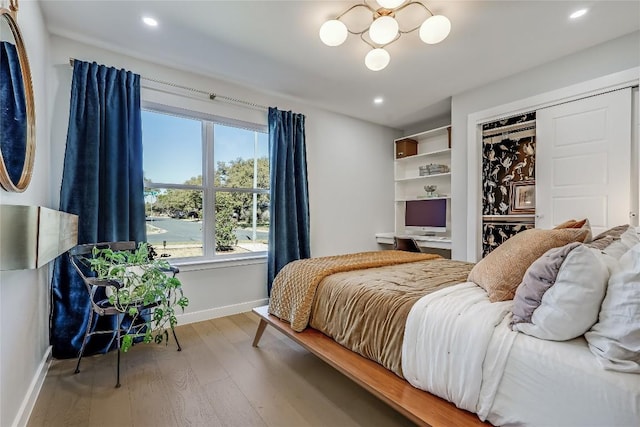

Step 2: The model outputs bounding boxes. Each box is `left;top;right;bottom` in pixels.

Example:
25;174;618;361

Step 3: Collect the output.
536;89;632;235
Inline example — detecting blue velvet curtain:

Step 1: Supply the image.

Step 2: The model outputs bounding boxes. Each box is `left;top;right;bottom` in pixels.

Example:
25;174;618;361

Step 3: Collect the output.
50;61;146;359
267;107;310;294
0;41;27;184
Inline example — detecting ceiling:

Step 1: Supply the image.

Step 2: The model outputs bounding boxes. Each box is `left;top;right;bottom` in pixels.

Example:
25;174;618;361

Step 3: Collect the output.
40;1;640;129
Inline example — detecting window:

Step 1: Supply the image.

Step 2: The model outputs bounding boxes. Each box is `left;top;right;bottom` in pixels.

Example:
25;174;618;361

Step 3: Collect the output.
142;108;269;261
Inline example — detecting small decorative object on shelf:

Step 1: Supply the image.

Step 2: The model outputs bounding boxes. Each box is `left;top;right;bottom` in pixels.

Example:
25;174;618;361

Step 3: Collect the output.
419;163;450;176
395;138;418;158
423;185;438;197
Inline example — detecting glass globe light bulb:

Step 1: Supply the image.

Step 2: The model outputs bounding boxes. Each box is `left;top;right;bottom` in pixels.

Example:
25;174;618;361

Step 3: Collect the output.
365;48;390;71
369;16;399;45
319;19;348;47
419;15;451;44
377;0;405;9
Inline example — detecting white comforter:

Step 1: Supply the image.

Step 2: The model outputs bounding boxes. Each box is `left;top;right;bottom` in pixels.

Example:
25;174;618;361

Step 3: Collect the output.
401;282;516;421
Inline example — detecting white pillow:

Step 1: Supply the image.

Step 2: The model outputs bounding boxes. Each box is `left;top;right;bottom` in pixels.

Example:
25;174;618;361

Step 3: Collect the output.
512;244;609;341
594;224;640;259
620;225;640;249
585;243;640;373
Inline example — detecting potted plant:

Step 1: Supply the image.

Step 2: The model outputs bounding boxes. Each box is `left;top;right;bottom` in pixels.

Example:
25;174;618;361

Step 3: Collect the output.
85;242;189;352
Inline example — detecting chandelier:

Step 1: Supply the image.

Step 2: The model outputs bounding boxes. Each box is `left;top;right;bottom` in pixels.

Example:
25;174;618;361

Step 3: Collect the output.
319;0;451;71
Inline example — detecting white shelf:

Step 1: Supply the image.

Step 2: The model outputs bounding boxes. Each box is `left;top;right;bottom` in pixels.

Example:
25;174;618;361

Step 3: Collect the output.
375;232;452;250
395;148;451;162
396;196;451;202
398;124;451;141
395;172;451;182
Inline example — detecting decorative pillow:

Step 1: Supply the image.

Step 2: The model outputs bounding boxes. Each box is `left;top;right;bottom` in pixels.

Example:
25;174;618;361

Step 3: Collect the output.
468;228;589;302
592;224;631;241
511;243;609;340
620;225;640;248
591;224;640;259
554;218;592;242
554;218;587;229
585;243;640;373
587;235;616;251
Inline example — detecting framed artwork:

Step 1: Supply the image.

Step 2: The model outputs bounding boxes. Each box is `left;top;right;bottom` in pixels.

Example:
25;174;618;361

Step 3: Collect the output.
510;180;536;214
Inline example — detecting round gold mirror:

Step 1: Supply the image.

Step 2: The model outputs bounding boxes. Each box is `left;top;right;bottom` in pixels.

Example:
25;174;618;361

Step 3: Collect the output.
0;6;35;193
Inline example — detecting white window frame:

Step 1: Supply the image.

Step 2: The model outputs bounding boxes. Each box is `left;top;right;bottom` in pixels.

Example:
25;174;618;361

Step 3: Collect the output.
142;101;269;265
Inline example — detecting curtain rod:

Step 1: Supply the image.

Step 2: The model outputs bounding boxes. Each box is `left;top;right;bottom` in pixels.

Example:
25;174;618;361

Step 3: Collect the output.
68;58;268;112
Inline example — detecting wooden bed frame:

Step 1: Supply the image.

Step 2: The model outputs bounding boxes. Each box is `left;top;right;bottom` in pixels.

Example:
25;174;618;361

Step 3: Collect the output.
252;305;487;427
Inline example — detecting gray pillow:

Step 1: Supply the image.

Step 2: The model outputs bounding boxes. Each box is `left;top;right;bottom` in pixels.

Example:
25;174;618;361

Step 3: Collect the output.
511;242;609;341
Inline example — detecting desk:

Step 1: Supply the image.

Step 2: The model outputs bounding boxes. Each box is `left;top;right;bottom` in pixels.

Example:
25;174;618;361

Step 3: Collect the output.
375;232;452;250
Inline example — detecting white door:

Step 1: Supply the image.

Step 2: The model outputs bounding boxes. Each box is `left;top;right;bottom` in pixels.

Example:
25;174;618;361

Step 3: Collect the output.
536;89;632;235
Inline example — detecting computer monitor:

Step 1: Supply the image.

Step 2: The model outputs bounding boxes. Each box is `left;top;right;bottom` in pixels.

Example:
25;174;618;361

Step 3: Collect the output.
405;199;447;235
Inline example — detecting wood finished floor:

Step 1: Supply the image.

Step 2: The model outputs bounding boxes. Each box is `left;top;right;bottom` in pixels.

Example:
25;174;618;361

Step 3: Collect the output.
28;312;415;427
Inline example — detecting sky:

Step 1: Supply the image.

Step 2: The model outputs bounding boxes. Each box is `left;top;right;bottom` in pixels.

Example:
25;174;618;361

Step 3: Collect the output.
142;110;268;184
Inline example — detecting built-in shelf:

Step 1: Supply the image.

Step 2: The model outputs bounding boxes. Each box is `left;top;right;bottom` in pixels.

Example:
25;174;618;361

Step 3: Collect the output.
395;172;451;182
402;124;451;140
386;124;453;254
396;196;451;202
375;232;452;250
395;148;451;162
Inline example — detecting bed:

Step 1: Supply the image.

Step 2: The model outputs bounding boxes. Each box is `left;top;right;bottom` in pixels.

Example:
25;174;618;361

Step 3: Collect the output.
253;226;640;426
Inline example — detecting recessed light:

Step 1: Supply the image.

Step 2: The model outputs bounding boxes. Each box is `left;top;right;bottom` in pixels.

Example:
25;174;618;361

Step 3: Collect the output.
569;9;588;20
374;97;384;105
142;16;158;27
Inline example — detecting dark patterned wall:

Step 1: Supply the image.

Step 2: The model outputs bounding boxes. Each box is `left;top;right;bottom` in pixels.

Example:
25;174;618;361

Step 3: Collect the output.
481;112;536;257
481;135;536;215
482;222;534;257
481;112;536;131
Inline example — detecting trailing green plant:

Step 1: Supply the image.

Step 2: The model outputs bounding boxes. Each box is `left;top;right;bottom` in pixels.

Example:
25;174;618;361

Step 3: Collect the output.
84;242;189;352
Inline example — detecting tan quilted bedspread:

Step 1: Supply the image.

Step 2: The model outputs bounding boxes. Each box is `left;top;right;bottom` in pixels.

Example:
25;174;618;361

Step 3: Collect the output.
310;258;474;377
268;251;439;332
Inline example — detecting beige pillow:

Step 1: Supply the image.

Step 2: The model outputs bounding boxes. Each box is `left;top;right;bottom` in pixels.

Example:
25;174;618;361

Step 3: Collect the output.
554;218;587;229
554;218;592;242
468;228;588;302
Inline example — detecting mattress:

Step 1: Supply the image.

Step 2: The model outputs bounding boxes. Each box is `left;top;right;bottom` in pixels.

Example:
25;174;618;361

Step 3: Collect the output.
487;329;640;426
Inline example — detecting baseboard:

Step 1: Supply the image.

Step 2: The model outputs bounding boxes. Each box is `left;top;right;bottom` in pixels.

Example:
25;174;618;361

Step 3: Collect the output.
176;298;269;325
13;345;52;427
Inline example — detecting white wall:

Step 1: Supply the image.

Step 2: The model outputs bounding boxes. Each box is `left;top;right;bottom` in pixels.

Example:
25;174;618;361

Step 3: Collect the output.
0;1;52;426
48;35;398;324
449;31;640;261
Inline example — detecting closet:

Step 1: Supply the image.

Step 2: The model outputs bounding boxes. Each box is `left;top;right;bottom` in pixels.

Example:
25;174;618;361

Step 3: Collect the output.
479;87;635;257
481;113;536;256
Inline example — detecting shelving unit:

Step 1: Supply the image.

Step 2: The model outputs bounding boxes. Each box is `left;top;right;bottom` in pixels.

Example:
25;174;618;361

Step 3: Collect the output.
375;125;452;255
393;126;452;237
